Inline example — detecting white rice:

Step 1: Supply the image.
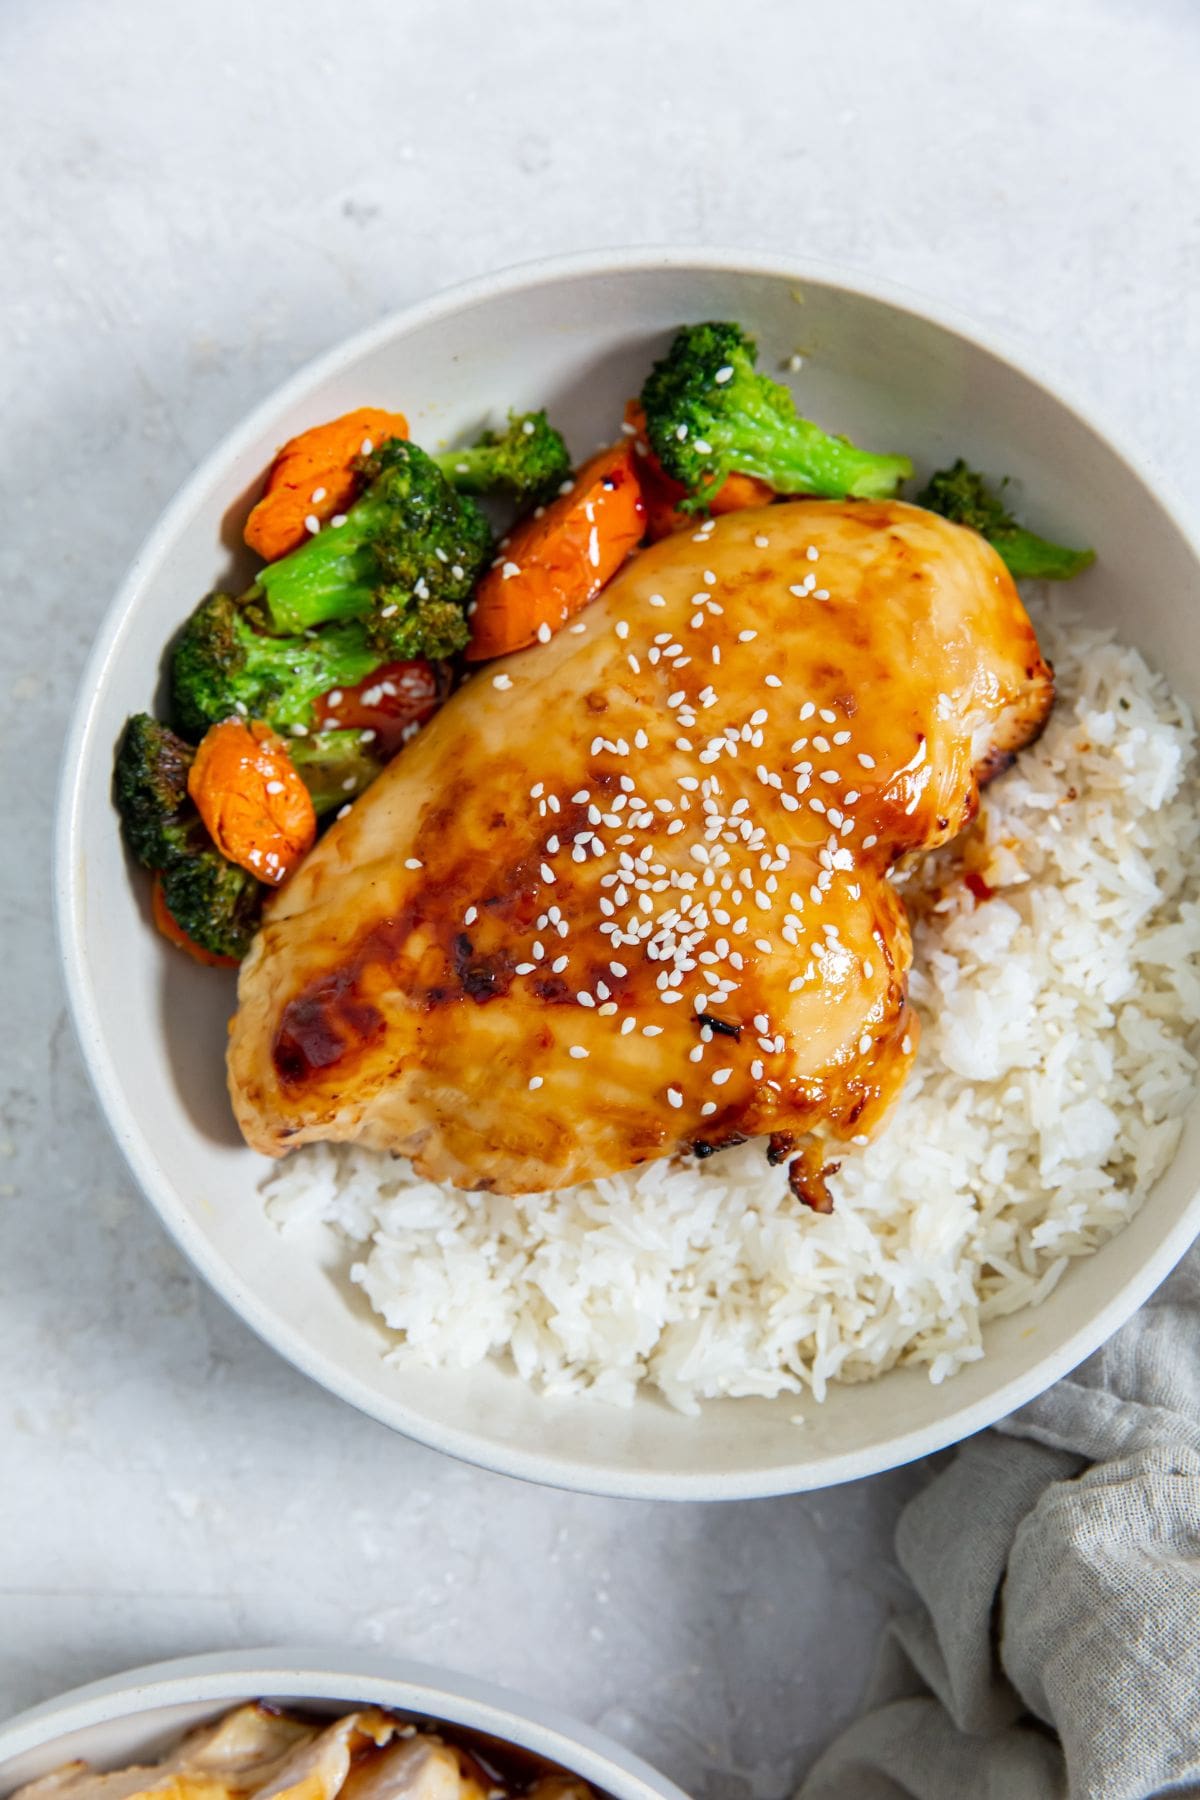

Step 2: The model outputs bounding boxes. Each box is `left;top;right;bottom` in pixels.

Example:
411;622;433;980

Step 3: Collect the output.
262;602;1200;1413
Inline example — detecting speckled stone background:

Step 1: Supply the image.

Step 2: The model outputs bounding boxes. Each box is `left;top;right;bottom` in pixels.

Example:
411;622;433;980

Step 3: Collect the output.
3;2;1199;1794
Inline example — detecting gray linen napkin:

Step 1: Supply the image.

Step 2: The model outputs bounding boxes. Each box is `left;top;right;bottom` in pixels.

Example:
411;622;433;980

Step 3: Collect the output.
799;1247;1200;1800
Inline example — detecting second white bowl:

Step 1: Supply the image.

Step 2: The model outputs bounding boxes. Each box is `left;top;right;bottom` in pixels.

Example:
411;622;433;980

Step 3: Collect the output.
0;1650;685;1800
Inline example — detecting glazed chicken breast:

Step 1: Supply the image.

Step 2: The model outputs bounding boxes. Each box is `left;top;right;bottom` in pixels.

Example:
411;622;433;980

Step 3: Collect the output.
228;499;1053;1197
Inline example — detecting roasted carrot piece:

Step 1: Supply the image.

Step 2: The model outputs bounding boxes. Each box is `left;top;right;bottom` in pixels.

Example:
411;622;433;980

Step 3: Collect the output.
464;443;645;662
623;401;774;542
313;657;448;759
711;470;778;513
151;874;240;967
187;719;316;886
244;407;409;562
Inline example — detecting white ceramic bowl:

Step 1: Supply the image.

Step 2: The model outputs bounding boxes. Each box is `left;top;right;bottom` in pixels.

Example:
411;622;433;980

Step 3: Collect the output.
0;1650;685;1800
56;247;1200;1499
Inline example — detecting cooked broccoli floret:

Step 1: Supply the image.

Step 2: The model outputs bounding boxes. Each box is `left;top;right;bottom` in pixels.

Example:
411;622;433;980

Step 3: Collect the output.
171;592;384;740
917;459;1095;580
289;729;384;816
114;712;194;868
158;848;264;961
641;321;913;511
114;713;262;959
249;439;492;659
433;410;570;506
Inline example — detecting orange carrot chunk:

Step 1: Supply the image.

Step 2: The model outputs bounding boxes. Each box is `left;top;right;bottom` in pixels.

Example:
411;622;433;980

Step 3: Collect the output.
244;407;409;563
465;443;645;662
151;875;240;967
187;719;316;886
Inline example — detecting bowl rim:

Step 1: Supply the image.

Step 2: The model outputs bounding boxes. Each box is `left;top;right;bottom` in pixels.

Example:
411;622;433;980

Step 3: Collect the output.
0;1647;687;1800
54;242;1200;1501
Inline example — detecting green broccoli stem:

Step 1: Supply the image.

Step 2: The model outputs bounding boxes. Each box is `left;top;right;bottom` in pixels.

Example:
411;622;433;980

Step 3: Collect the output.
171;596;384;740
917;460;1094;582
986;528;1095;582
433;443;507;495
700;390;913;508
228;619;380;731
250;498;387;634
289;729;384;816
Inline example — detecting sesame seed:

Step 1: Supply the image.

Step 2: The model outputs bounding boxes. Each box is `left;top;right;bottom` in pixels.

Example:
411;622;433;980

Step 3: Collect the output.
493;673;513;691
643;1024;663;1037
528;1075;543;1090
404;857;423;870
331;513;348;528
715;365;734;384
764;674;782;688
666;1086;683;1108
304;513;320;534
569;1046;589;1059
858;752;876;768
859;1034;872;1055
265;779;284;794
360;438;374;455
536;622;552;643
738;629;757;642
515;962;535;975
540;862;556;883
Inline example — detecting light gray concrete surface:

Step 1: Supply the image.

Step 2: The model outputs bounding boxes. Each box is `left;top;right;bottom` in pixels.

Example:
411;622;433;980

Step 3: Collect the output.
2;1;1198;1794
